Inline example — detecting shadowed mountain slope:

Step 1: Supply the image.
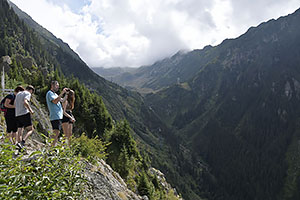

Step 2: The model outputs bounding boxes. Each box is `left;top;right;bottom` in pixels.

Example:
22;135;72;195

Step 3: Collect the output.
141;7;300;200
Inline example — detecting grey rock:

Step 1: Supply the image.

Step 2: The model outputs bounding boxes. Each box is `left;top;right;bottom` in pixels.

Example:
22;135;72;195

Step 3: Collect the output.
84;159;143;200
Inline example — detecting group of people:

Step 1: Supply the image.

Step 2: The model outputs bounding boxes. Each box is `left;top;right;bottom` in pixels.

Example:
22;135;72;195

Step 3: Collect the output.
46;80;75;146
2;80;75;149
3;85;35;149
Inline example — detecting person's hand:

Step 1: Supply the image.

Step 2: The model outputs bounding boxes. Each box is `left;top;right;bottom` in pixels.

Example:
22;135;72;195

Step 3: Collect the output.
71;117;76;123
62;88;69;94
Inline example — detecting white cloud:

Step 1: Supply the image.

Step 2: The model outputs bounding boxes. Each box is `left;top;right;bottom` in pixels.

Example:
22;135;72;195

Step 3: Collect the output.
10;0;300;68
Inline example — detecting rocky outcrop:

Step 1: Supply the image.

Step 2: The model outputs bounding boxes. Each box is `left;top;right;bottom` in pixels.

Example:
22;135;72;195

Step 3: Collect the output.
0;55;12;72
0;55;49;78
30;96;52;139
149;168;181;198
85;159;145;200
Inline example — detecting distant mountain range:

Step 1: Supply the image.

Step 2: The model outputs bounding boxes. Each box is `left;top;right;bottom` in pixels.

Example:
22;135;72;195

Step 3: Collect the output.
91;66;136;82
95;7;300;200
5;1;300;199
94;48;217;94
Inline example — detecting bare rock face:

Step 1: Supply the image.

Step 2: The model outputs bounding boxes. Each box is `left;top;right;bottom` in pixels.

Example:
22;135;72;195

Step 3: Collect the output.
30;96;52;141
149;168;182;199
84;159;144;200
0;55;12;72
1;55;49;78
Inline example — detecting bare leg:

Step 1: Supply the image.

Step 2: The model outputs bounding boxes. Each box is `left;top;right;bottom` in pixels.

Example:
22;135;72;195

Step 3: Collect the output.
23;126;34;141
51;129;60;147
16;127;23;143
66;123;73;145
62;122;68;142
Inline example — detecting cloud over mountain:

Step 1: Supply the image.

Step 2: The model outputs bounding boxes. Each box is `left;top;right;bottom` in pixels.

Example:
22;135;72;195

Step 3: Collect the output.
10;0;300;68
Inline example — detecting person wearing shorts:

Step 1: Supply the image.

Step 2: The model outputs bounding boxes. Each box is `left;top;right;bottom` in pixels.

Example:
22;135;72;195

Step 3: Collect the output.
3;86;24;144
46;80;68;146
14;85;35;149
62;89;75;145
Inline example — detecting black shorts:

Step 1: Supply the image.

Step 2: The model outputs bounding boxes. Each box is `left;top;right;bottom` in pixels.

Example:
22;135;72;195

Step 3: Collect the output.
51;119;62;130
16;113;32;128
61;111;74;124
5;116;18;133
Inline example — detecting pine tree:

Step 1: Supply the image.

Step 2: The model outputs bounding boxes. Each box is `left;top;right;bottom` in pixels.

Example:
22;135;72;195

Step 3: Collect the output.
117;145;131;179
138;172;153;198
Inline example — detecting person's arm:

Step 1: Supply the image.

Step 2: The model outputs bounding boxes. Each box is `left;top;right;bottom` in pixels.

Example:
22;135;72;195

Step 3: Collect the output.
62;100;68;116
61;93;68;103
24;99;34;114
51;88;67;104
63;100;74;121
4;98;14;108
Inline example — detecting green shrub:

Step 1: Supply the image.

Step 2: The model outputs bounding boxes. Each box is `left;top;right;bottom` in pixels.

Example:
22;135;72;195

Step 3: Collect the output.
71;133;108;164
138;172;154;198
0;142;86;199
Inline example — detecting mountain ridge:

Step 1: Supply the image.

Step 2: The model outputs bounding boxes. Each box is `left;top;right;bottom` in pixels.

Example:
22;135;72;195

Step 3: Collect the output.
98;8;300;95
91;7;300;199
141;6;300;200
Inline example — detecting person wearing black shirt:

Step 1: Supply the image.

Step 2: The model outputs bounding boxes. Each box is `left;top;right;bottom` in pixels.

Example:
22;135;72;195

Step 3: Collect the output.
4;86;24;144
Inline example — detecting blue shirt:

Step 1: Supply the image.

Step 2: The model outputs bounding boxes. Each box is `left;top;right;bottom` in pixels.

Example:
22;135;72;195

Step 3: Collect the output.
46;90;63;121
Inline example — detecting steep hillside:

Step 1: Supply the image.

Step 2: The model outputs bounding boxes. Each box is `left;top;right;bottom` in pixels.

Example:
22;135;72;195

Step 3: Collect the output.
3;0;176;162
6;0;152;137
0;53;181;200
142;7;300;200
0;94;142;200
0;1;183;199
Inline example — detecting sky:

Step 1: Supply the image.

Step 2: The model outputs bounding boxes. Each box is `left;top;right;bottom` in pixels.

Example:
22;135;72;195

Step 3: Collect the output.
9;0;300;68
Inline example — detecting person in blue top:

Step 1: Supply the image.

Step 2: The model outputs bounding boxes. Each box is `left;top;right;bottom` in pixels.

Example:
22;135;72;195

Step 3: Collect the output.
46;80;68;146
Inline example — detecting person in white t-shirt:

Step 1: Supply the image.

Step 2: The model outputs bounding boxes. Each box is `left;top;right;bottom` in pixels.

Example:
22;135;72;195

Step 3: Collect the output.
14;85;35;149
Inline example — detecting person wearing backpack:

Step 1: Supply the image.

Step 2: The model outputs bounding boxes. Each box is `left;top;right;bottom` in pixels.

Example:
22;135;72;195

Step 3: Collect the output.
1;86;24;144
14;85;35;149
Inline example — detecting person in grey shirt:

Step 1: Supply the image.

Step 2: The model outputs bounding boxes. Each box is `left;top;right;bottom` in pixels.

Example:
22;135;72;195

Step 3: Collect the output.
14;85;35;149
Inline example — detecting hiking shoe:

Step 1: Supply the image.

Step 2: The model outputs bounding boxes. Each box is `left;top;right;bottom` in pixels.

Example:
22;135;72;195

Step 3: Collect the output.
20;140;25;147
17;141;25;150
16;143;22;150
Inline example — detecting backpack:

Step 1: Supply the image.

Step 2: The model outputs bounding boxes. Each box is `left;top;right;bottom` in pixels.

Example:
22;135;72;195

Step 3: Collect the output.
0;94;13;113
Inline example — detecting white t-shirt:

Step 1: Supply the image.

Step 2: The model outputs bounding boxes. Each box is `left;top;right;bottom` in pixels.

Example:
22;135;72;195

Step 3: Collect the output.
15;90;31;117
